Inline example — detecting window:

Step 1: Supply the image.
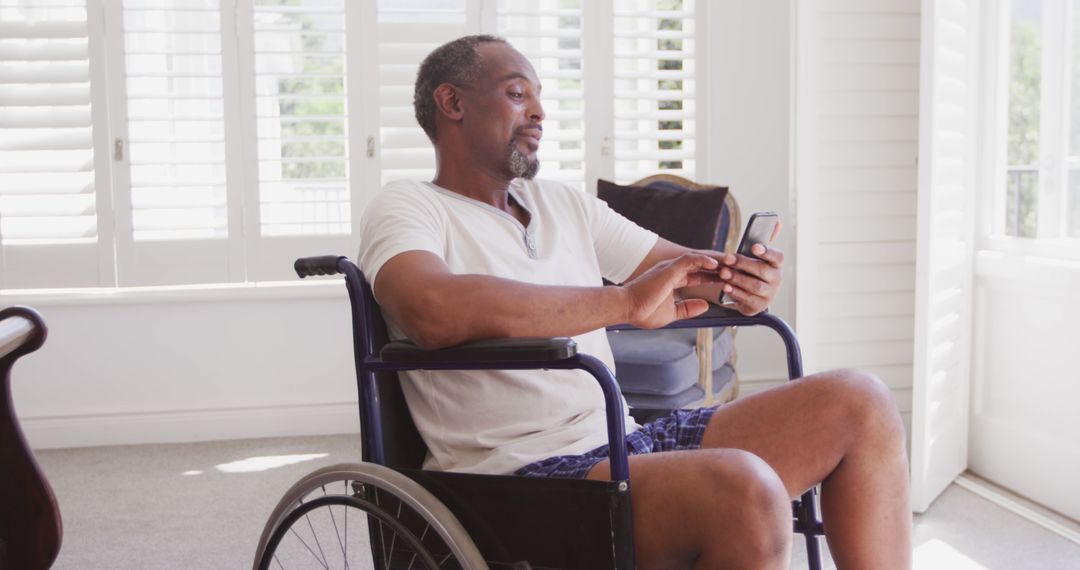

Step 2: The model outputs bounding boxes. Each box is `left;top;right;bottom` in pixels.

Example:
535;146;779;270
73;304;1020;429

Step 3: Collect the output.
0;0;108;289
1000;0;1080;240
0;0;709;290
613;0;697;184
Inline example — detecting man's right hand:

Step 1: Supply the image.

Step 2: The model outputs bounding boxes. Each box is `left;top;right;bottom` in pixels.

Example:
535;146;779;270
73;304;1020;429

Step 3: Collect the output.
622;253;722;329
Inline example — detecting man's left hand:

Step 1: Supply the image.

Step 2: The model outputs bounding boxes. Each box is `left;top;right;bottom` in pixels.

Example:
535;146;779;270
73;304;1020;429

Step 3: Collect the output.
719;243;784;316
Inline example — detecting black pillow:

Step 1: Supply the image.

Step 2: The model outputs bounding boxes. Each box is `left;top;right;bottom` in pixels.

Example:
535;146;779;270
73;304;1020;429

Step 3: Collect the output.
597;178;729;250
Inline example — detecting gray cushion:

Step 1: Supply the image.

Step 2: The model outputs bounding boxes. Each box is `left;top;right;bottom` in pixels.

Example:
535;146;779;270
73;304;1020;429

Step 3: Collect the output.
608;327;734;397
624;364;735;410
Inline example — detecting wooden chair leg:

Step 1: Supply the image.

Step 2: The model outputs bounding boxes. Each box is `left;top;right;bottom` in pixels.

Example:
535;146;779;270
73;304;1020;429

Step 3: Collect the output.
696;328;714;406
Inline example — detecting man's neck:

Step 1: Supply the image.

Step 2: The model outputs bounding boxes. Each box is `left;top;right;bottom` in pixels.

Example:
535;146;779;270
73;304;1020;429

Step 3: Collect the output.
433;166;513;211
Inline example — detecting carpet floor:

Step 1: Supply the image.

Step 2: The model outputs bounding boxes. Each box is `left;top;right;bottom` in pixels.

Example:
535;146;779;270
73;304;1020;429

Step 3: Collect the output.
33;434;1080;569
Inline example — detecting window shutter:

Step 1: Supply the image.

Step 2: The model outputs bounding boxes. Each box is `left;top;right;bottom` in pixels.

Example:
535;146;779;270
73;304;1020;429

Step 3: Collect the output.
253;0;349;237
498;0;586;191
121;0;227;241
0;0;103;288
612;0;697;183
376;1;467;187
911;0;979;512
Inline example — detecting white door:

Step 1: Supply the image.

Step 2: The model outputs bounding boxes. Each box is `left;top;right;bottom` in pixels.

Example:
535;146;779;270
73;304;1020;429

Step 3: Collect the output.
910;0;980;513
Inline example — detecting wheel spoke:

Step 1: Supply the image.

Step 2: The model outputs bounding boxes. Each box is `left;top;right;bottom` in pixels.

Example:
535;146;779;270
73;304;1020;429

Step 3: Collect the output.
386;499;401;568
377;514;390;570
288;526;330;570
304;511;330;568
326;503;348;569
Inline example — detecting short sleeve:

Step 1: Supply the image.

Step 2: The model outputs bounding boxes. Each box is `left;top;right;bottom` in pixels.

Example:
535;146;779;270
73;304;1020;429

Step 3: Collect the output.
357;181;447;295
576;189;658;284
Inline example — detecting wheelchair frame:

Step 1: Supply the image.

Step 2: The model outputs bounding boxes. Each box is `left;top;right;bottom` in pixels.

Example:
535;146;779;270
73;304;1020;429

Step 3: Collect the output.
256;255;825;569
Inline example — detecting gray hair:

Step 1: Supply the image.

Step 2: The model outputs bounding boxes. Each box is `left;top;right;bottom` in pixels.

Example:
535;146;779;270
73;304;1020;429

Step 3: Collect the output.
413;35;509;142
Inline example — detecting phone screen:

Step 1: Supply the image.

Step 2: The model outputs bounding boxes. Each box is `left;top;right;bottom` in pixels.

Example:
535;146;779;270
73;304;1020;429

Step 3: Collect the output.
722;212;779;304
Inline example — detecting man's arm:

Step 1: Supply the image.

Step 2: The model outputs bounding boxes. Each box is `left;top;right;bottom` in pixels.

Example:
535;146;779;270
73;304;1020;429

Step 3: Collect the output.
627;223;784;316
373;250;723;350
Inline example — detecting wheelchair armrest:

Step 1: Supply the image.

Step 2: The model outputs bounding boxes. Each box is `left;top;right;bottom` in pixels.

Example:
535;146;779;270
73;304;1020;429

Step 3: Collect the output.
607;305;760;332
381;337;577;363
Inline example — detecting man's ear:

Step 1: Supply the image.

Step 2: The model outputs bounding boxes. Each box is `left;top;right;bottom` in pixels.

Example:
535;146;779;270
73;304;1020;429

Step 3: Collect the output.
433;83;465;122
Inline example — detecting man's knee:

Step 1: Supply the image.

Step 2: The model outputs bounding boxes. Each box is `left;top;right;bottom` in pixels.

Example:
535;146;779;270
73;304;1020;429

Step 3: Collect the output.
698;450;791;562
819;369;906;444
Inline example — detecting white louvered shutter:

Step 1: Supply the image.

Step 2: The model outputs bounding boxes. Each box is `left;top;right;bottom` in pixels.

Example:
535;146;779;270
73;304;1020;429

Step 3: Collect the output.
122;1;226;240
377;0;467;186
612;0;697;183
0;0;105;288
498;0;586;191
911;0;979;512
109;0;235;285
253;0;349;237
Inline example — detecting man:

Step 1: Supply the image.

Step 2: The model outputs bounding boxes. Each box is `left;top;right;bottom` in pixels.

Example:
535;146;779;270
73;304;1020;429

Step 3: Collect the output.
359;35;911;569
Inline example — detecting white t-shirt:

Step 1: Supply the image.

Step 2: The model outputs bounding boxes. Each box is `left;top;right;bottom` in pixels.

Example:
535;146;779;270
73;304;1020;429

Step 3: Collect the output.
358;177;658;475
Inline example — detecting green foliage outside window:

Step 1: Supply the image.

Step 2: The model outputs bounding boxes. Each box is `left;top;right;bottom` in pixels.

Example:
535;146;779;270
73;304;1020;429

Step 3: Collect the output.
1006;22;1041;237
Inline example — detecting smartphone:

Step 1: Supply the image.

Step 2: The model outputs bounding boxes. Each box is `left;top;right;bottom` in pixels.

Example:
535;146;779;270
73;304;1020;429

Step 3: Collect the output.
721;211;779;304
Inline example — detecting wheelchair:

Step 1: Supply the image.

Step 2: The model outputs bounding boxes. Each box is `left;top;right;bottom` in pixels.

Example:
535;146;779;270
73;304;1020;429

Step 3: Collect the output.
252;256;826;570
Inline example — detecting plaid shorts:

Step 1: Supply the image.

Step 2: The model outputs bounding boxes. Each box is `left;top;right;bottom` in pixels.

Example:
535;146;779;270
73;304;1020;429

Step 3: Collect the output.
513;406;720;479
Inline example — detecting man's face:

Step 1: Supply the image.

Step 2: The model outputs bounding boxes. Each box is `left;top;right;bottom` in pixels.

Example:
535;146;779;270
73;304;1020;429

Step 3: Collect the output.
462;43;545;180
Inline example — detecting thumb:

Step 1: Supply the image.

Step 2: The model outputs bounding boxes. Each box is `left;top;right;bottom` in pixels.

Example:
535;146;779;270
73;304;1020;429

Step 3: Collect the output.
674;298;710;320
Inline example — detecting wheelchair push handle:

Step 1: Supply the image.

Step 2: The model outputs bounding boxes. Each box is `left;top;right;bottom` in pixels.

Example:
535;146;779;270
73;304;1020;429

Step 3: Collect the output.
295;255;347;278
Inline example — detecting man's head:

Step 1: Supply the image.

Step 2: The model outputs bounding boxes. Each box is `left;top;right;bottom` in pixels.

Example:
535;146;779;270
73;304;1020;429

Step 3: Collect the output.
414;35;545;180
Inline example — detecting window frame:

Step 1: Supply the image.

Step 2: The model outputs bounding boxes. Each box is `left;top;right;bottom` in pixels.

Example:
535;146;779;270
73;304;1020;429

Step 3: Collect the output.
983;0;1080;261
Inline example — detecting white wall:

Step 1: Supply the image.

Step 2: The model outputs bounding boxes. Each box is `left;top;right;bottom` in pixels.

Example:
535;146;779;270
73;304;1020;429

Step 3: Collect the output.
7;284;360;448
968;254;1080;521
706;0;797;391
7;1;801;449
794;0;921;434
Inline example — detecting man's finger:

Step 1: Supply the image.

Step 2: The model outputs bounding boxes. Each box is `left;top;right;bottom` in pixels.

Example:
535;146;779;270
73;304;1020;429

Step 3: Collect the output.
679;252;720;271
720;284;765;316
769;219;783;242
749;244;784;267
721;255;780;284
723;270;772;297
674;298;710;320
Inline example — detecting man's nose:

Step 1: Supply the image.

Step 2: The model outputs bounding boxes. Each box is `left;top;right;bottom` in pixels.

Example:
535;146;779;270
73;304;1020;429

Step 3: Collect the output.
528;97;545;123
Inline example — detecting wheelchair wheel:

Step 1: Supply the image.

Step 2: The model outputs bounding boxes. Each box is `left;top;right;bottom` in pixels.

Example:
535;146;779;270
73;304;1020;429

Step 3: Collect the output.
254;462;487;570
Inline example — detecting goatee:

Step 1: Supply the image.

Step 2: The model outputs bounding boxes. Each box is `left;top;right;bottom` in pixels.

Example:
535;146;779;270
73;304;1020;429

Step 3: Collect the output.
507;140;540;180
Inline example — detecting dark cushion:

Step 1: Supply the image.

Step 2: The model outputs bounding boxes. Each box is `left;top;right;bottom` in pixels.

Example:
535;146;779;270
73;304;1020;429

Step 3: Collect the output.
608;327;734;396
597;178;729;250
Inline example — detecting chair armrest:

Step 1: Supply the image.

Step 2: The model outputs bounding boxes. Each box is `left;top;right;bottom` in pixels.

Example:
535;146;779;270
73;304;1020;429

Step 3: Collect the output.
607;305;757;332
381;337;577;363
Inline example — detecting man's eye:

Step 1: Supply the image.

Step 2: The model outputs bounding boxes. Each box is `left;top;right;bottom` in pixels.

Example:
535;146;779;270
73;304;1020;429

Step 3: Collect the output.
509;91;523;99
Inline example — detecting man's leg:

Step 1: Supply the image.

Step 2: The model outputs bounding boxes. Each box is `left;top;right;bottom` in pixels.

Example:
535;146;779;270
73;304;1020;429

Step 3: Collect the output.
589;368;911;569
698;369;911;569
588;448;794;569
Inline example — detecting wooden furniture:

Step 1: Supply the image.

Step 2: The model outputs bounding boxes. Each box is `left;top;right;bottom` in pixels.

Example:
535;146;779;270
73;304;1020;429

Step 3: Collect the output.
0;306;61;570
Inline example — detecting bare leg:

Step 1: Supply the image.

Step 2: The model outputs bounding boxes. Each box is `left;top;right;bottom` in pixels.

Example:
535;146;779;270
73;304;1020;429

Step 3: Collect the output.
699;369;912;569
587;449;793;569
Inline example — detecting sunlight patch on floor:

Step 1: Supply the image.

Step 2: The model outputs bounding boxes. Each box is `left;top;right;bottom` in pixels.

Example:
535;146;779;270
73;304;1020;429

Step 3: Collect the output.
914;538;989;570
215;453;329;473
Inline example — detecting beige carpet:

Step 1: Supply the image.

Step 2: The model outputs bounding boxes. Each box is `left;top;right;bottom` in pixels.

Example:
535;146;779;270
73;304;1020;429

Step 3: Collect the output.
33;435;1080;569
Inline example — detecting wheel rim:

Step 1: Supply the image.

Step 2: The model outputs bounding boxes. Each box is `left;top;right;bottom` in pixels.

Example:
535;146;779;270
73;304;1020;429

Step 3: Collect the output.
259;478;470;570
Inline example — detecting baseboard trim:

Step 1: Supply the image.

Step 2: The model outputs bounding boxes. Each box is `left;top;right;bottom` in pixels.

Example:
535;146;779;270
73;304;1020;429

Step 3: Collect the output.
955;473;1080;546
22;402;362;450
